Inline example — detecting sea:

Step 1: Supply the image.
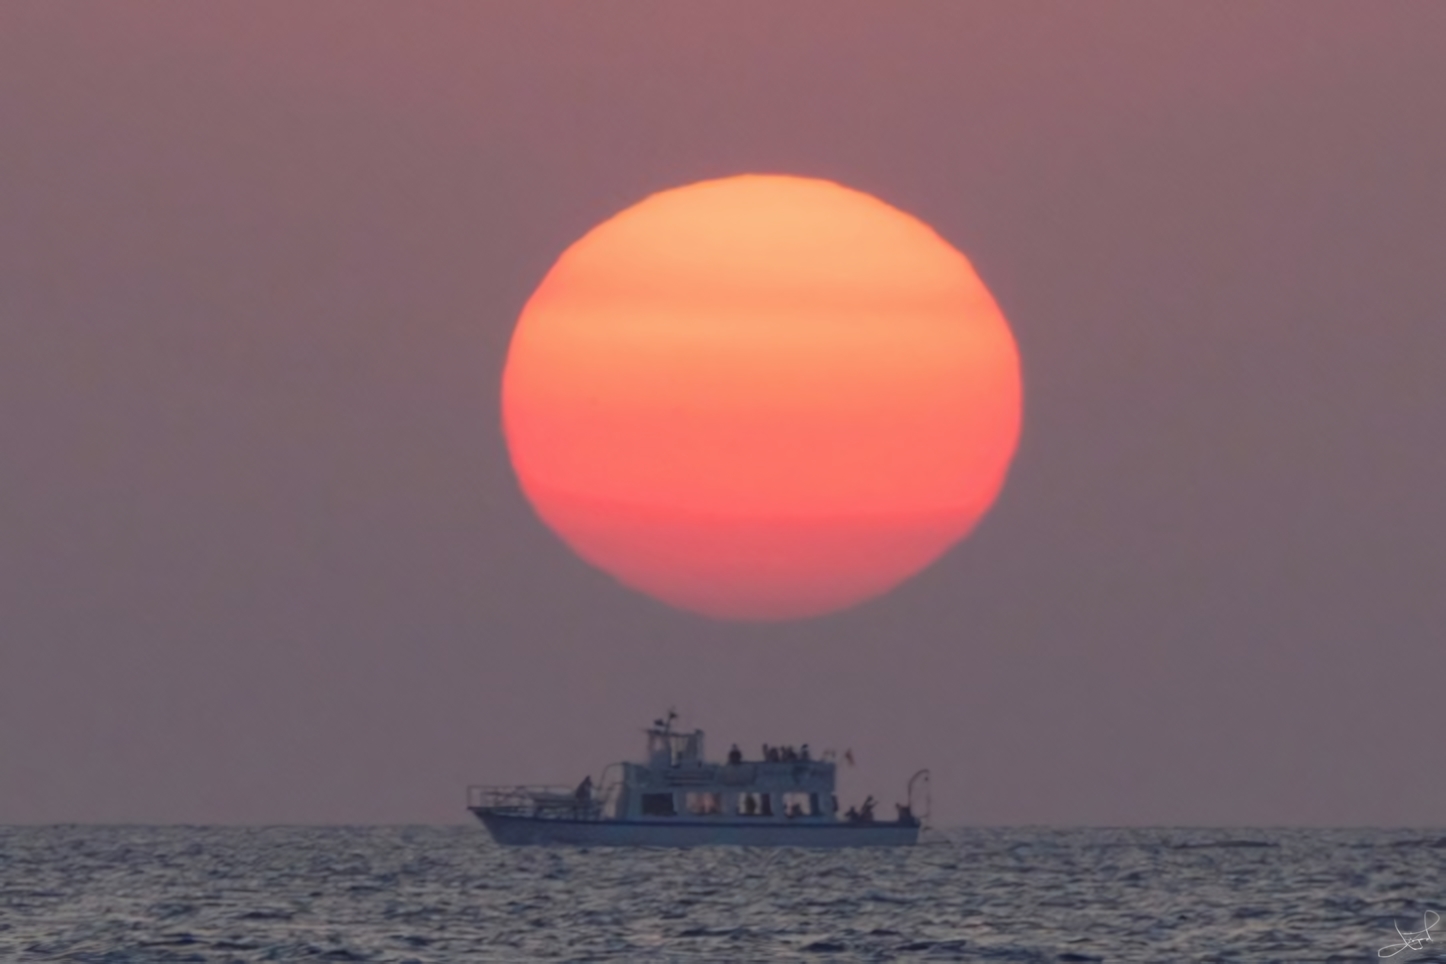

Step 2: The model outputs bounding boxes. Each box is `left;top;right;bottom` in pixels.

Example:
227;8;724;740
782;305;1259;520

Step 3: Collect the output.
1;825;1442;963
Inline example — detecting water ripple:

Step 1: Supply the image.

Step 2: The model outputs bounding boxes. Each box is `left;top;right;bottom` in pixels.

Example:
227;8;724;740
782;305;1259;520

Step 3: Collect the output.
0;826;1442;961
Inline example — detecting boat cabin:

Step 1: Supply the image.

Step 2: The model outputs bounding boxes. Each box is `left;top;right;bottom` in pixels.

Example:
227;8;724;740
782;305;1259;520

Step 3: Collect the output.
608;717;838;822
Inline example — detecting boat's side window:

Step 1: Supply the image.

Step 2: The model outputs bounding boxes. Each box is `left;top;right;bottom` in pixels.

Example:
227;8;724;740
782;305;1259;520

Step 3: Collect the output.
685;792;722;816
738;792;777;816
783;792;813;818
641;793;676;817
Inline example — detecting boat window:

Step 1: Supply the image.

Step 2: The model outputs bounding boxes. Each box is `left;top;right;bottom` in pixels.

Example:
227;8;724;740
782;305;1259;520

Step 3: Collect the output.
684;792;722;815
783;792;813;818
671;731;702;765
641;793;676;817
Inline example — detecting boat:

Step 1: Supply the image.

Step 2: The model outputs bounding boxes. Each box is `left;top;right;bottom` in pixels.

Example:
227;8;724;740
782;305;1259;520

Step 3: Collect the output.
467;712;929;847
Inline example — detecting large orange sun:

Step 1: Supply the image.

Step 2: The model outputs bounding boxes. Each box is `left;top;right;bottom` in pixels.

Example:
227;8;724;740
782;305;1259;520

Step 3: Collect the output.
502;174;1021;620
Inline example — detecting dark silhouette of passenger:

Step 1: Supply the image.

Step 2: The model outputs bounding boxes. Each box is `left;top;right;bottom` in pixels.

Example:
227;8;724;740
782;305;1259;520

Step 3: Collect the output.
575;776;593;809
845;805;859;822
743;794;757;816
727;744;742;765
859;796;876;823
800;744;811;761
896;803;914;824
760;793;773;817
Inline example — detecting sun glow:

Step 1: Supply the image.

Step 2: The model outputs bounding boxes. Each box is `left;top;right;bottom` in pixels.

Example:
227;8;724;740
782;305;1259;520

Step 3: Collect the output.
502;174;1021;620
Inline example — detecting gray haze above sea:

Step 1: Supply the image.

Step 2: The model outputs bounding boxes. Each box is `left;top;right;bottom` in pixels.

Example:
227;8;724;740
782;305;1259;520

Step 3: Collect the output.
2;826;1443;962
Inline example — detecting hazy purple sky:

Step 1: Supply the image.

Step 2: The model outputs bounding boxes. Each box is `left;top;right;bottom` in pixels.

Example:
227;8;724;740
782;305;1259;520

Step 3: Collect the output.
2;3;1443;826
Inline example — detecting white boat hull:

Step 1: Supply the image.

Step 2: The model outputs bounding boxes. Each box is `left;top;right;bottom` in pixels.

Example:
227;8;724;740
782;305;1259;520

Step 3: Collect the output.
473;810;919;848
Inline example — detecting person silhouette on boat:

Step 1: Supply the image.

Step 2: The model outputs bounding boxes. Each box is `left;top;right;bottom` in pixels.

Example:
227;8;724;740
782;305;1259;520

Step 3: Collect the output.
859;796;876;823
727;744;742;765
574;776;592;809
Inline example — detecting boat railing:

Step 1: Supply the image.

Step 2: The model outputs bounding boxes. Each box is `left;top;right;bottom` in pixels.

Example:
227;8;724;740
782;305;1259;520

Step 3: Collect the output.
662;768;718;786
716;764;758;786
467;784;603;820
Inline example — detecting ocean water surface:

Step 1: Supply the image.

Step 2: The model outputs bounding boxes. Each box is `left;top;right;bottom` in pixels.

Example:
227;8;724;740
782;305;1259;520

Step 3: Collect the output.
2;825;1443;962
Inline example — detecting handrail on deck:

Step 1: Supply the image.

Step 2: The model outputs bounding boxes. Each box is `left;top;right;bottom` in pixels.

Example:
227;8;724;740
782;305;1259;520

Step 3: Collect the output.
467;784;603;820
